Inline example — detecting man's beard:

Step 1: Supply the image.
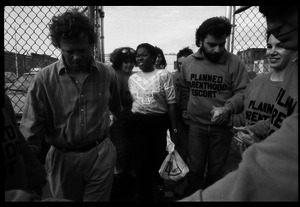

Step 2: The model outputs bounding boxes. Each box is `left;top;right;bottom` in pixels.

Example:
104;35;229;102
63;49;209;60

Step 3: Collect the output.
202;46;223;62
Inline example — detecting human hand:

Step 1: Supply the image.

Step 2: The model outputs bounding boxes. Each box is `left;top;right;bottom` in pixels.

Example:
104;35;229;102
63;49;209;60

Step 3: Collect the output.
182;111;189;125
109;115;117;127
211;106;231;125
233;126;258;146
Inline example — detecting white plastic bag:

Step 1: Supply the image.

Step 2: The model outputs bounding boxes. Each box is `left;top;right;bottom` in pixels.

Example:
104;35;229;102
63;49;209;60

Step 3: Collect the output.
158;134;189;181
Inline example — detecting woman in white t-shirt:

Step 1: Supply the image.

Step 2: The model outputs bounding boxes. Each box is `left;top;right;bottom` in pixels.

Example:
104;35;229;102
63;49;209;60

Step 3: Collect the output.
127;43;178;201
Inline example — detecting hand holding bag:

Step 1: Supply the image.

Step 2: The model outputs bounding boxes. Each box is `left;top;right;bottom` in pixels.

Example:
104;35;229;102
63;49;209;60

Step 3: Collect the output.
158;135;189;181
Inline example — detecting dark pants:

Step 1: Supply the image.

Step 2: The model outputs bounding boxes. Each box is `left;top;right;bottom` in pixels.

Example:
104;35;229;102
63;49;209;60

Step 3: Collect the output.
127;112;169;201
187;122;233;194
176;109;190;164
110;119;133;176
223;137;243;175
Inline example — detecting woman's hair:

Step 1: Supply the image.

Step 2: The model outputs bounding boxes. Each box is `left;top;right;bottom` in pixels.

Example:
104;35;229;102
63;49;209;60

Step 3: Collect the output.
177;47;193;59
266;31;272;42
155;46;167;69
109;47;136;70
136;43;157;64
48;8;97;49
195;16;232;47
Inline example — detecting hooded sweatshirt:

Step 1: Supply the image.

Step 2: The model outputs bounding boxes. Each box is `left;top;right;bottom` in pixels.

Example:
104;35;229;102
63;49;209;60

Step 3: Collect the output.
179;48;249;125
4;94;47;191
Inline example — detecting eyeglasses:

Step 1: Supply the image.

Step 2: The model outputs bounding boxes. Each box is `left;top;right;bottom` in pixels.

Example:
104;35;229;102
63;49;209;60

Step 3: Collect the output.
122;48;135;54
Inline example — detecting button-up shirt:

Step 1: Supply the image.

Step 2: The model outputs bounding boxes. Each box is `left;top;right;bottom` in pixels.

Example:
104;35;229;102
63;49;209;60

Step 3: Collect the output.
20;57;122;148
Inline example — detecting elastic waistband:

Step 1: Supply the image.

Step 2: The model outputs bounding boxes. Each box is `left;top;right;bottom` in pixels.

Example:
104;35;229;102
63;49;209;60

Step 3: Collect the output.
54;136;107;153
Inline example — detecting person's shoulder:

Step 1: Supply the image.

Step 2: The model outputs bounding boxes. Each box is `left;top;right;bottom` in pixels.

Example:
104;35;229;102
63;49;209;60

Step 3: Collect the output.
129;71;140;79
227;52;242;61
35;60;60;78
159;69;171;75
95;60;116;74
186;53;198;61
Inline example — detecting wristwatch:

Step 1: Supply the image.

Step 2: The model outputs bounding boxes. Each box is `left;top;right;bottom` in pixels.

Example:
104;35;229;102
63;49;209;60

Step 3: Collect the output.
173;129;178;133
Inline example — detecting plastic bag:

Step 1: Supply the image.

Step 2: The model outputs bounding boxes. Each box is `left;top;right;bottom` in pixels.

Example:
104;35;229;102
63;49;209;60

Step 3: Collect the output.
158;135;189;181
159;149;189;181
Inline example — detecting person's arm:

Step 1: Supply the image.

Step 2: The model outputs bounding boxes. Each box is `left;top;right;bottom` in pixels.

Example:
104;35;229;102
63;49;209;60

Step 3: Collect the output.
234;118;270;143
19;72;46;163
164;71;178;144
224;59;250;115
4;94;47;200
178;61;190;124
211;59;249;125
167;103;178;145
180;113;298;201
230;111;246;127
247;118;270;140
109;69;123;118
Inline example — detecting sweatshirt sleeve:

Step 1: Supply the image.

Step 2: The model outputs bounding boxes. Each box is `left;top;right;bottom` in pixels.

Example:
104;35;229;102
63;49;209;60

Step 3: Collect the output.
224;59;250;114
178;61;190;111
248;118;270;140
4;94;47;192
201;113;298;201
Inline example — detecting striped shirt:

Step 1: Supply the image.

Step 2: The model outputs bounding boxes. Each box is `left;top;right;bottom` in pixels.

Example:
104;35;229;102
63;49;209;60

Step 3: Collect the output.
20;57;122;149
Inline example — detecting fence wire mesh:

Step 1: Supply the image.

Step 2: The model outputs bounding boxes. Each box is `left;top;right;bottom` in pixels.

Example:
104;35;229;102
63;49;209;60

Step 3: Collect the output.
4;6;95;117
232;6;269;79
4;6;270;119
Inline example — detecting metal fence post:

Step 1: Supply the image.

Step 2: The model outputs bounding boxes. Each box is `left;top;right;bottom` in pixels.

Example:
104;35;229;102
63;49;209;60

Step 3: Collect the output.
96;6;105;63
225;6;233;52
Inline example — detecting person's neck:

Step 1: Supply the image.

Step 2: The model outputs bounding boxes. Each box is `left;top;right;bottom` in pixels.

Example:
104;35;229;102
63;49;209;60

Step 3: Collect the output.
270;69;286;82
64;56;91;75
142;66;155;73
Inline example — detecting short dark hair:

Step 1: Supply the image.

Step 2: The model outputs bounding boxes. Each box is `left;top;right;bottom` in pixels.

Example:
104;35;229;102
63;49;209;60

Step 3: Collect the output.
110;47;136;70
195;16;232;47
155;46;167;69
177;47;193;59
136;43;157;64
48;9;97;49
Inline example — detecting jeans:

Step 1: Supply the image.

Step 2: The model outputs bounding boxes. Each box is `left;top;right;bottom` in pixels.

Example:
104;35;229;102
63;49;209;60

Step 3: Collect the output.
187;122;233;194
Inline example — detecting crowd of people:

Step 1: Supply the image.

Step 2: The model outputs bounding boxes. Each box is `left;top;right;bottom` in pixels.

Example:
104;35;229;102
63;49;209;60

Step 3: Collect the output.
4;5;298;202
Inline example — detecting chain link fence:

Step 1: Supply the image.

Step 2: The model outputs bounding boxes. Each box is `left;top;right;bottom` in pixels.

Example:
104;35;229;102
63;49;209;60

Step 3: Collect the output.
4;6;270;119
231;6;269;80
4;6;105;118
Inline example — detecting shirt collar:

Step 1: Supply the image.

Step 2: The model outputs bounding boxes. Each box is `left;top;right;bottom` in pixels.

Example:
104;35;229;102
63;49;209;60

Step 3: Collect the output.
57;56;98;75
192;48;228;64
